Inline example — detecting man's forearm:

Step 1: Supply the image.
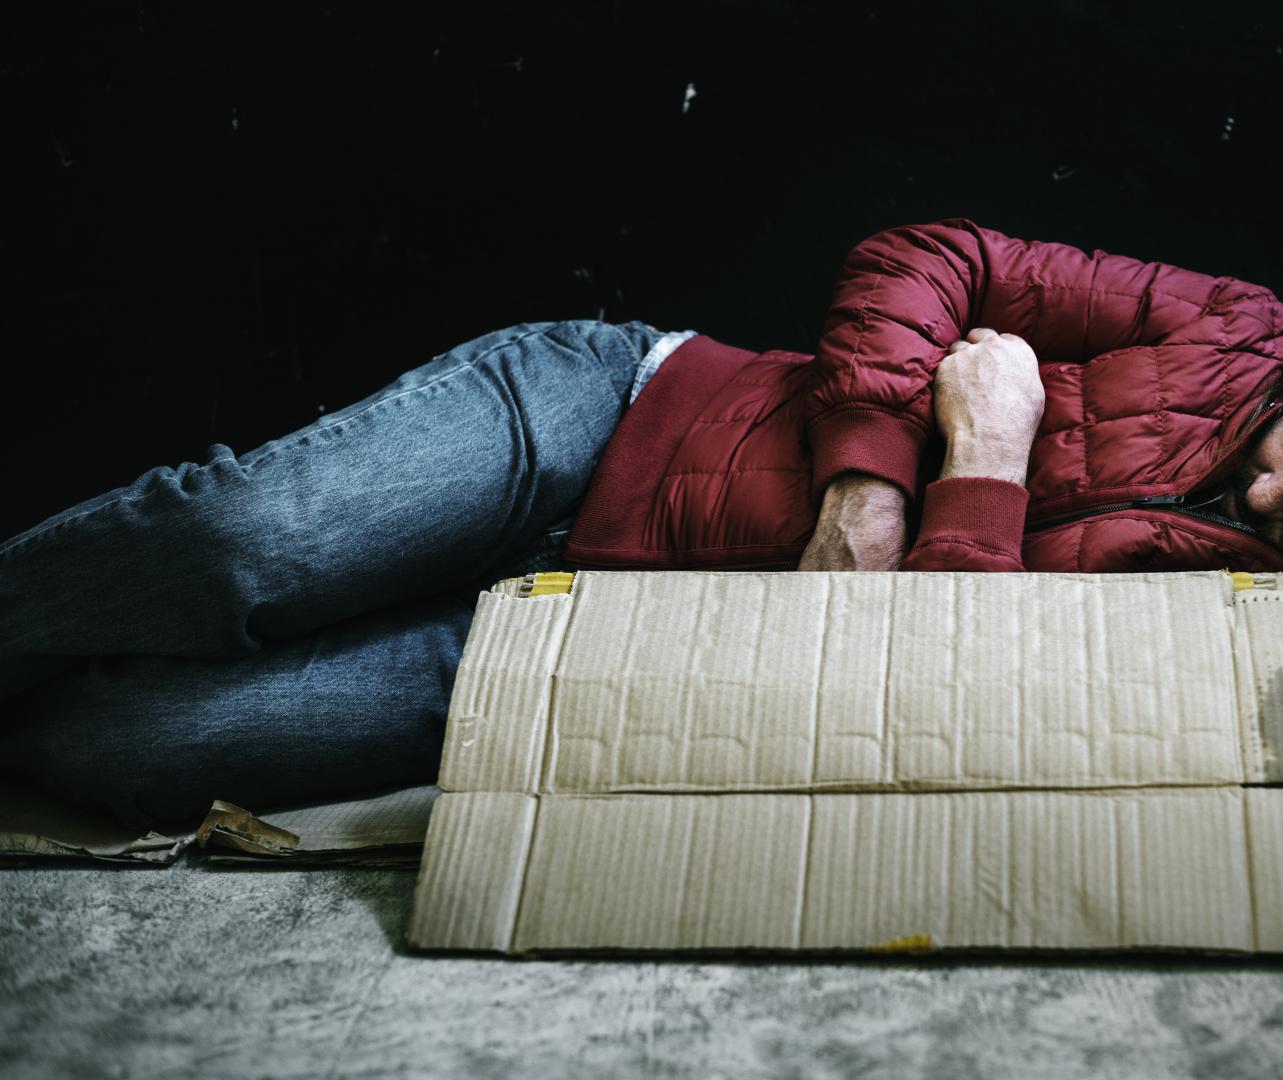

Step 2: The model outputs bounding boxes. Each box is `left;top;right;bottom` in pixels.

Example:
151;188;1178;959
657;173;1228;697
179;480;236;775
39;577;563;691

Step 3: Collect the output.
797;473;907;571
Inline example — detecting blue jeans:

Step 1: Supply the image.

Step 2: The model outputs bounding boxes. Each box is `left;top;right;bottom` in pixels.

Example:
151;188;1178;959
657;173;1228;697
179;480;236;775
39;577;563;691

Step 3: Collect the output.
0;320;665;826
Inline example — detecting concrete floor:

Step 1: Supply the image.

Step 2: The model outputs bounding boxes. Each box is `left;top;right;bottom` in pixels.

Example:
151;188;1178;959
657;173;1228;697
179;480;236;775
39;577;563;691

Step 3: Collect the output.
3;861;1283;1080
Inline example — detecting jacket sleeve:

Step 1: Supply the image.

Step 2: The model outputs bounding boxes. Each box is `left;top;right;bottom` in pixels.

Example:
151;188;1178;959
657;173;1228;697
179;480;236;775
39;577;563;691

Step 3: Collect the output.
898;477;1028;572
806;217;1270;504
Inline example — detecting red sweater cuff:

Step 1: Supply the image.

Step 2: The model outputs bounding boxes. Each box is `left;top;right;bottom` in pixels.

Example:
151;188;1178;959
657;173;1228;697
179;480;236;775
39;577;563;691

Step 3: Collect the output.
912;477;1029;560
807;407;928;505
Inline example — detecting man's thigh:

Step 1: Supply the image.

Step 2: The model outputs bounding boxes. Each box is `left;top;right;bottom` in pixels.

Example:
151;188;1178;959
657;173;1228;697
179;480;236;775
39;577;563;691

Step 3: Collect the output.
0;320;653;681
228;318;650;620
2;589;477;827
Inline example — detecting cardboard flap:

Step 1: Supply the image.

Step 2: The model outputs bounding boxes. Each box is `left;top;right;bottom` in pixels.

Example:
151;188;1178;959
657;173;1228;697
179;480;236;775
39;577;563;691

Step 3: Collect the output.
440;570;1246;794
439;589;573;792
410;793;536;951
1232;579;1283;782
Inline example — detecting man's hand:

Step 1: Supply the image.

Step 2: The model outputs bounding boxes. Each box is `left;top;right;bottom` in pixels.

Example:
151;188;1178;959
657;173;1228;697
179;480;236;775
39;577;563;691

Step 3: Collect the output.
935;328;1045;485
797;473;907;571
797;329;1039;572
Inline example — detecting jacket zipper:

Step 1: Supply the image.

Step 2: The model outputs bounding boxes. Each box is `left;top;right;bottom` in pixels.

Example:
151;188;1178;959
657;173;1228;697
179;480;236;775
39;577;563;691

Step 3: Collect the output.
1027;493;1265;539
1026;395;1283;542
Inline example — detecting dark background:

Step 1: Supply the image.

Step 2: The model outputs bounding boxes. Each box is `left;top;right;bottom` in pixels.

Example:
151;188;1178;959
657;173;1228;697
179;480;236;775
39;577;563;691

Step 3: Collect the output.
3;0;1281;543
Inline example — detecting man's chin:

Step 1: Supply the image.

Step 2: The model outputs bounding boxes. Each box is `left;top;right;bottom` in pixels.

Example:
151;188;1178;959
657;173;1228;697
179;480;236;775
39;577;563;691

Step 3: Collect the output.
1219;486;1272;539
1224;487;1282;545
1258;521;1283;550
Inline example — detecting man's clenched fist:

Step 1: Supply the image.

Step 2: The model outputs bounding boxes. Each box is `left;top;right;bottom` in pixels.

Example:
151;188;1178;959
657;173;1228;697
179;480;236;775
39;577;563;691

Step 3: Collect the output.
797;328;1043;573
935;328;1045;486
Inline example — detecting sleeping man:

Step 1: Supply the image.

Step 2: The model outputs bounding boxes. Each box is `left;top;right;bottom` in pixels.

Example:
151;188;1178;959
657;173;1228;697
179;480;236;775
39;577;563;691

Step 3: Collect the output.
2;218;1280;825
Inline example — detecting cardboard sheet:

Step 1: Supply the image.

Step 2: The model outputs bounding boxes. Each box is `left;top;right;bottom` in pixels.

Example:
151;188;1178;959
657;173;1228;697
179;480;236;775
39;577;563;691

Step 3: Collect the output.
410;570;1283;955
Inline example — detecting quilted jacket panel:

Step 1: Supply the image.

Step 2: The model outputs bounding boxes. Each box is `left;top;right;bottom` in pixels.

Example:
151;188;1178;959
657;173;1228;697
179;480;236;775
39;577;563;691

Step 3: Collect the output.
808;218;1283;521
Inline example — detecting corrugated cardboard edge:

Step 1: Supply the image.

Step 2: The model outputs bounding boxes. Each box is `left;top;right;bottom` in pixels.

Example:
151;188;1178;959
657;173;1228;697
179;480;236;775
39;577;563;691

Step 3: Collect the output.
438;590;574;792
411;793;536;950
1233;586;1283;782
1247;788;1283;951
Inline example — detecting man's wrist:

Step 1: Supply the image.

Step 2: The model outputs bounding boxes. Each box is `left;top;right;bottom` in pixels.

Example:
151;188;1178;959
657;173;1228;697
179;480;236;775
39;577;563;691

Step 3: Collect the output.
822;473;907;517
939;435;1030;487
797;473;907;572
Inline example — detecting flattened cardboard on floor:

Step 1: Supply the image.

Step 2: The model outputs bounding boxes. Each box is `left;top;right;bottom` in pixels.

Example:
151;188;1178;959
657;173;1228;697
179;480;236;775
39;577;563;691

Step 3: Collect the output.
409;570;1283;955
0;784;439;868
198;785;439;866
0;782;189;865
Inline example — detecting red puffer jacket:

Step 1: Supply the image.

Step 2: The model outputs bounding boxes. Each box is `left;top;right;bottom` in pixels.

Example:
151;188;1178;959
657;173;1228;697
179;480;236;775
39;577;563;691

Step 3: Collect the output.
565;219;1283;572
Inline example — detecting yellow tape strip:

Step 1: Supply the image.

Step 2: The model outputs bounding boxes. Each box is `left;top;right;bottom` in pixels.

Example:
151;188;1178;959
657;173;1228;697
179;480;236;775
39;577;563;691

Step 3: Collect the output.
867;933;933;955
528;571;576;597
1231;571;1256;592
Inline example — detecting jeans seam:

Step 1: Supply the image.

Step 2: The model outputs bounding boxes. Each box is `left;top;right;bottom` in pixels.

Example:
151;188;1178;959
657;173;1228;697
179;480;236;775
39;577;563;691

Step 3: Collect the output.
242;324;560;472
0;324;569;557
1;491;165;557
